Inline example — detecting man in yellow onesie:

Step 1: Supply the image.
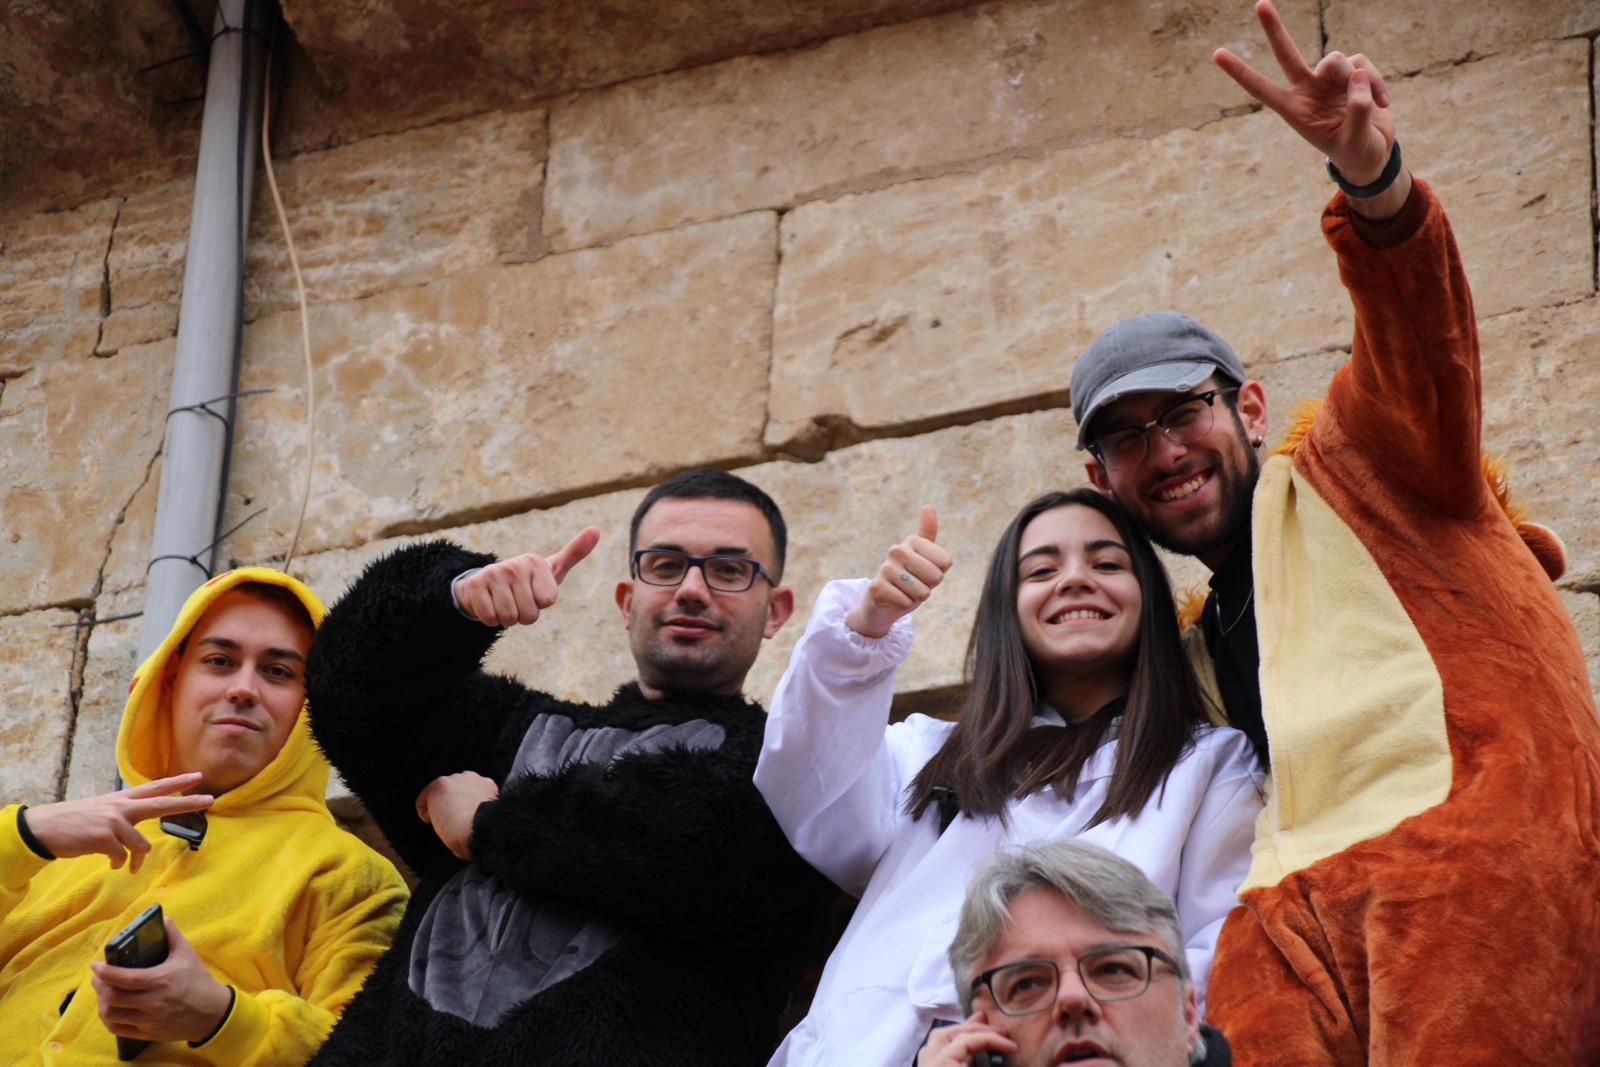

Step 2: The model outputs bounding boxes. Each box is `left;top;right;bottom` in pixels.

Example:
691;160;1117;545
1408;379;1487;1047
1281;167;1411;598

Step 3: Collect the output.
0;568;408;1065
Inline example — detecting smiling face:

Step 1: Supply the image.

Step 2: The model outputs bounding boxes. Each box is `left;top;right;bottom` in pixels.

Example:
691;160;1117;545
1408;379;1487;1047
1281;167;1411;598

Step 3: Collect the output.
616;497;794;698
165;589;313;795
1014;505;1142;718
1085;379;1266;571
975;888;1198;1067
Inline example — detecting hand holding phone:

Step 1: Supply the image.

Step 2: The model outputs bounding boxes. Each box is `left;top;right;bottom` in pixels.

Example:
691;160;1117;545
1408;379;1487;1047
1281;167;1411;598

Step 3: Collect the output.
103;904;169;1060
915;1010;1017;1067
94;910;233;1057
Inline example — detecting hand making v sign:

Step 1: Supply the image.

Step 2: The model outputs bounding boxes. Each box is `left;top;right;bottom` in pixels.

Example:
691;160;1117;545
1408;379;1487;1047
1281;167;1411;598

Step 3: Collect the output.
1213;0;1411;221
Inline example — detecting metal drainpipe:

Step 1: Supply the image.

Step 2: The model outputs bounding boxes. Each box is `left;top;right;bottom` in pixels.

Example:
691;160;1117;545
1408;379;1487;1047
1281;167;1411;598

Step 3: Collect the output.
136;0;274;665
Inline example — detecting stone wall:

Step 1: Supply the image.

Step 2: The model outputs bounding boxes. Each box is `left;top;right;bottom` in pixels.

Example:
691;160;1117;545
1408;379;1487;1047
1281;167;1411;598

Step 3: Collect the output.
3;0;1598;807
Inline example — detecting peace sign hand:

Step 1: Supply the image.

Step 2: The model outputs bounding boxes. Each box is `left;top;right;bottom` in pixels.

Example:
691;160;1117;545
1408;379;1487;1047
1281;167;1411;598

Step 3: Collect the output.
1214;0;1395;187
21;772;213;874
845;506;953;639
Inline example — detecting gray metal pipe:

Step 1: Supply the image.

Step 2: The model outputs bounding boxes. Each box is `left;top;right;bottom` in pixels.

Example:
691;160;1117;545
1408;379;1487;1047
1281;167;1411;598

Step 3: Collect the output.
137;0;272;660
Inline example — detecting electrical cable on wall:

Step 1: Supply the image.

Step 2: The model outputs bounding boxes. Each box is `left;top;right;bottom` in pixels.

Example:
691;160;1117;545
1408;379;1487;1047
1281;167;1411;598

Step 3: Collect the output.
260;42;317;573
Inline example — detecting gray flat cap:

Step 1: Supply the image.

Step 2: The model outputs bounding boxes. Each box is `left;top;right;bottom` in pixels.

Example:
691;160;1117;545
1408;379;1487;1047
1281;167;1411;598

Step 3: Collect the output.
1070;311;1246;449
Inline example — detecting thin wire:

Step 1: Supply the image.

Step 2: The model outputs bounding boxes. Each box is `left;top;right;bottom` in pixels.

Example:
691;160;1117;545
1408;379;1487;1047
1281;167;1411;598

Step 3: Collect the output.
260;44;316;572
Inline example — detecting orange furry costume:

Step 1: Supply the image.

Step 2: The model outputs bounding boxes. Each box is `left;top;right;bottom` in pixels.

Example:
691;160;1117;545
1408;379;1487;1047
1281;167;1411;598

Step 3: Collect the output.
1200;181;1600;1064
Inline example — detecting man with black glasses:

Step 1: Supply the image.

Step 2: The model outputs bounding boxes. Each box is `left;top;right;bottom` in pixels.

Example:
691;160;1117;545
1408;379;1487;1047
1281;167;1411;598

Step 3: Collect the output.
1070;3;1600;1062
302;468;835;1066
921;840;1228;1067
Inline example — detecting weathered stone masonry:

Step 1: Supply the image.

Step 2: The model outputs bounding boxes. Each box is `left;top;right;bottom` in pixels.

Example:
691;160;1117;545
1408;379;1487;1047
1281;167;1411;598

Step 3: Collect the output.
2;0;1597;809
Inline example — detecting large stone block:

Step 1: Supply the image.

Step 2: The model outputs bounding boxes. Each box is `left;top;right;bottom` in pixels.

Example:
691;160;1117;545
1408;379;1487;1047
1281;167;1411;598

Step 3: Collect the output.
765;41;1591;450
65;586;143;801
0;608;81;805
1560;590;1600;709
1480;297;1600;586
296;407;1149;709
0;0;193;216
296;347;1353;711
1325;0;1600;75
100;109;549;354
545;0;1318;248
273;0;977;156
0;198;118;372
0;340;172;614
102;462;161;599
212;211;778;567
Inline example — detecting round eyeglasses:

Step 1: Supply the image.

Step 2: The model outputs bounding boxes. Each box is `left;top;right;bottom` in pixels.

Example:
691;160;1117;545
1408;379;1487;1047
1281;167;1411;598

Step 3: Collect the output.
1088;388;1239;472
969;946;1183;1016
631;549;775;593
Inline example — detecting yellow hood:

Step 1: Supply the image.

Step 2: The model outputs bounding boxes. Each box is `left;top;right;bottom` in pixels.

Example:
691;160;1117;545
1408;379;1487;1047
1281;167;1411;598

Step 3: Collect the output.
116;567;331;814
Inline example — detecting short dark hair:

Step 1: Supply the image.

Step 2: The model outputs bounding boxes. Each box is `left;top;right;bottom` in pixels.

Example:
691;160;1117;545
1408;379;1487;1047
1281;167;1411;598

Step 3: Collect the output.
234;580;316;636
628;469;788;579
176;580;315;655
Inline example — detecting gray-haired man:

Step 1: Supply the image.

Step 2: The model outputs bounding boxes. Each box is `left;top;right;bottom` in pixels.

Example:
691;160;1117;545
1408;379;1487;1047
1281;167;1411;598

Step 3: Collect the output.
919;841;1229;1067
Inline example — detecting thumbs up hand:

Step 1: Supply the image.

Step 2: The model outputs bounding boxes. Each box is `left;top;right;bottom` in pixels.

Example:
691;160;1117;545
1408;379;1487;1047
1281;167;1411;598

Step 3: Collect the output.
845;506;953;639
455;527;602;627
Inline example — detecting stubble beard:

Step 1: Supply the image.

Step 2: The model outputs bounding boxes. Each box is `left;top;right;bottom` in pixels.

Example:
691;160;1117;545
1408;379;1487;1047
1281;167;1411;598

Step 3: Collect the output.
1136;419;1260;562
631;614;760;697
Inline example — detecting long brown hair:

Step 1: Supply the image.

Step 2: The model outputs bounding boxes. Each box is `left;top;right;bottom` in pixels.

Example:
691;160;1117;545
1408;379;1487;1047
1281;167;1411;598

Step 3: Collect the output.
906;489;1210;828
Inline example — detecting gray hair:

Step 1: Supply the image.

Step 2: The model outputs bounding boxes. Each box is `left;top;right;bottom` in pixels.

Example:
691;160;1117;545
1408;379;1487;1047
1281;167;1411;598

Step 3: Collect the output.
949;839;1189;1015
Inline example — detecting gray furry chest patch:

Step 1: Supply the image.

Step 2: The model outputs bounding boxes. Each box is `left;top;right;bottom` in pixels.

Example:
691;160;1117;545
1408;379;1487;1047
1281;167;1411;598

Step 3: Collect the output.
409;713;725;1026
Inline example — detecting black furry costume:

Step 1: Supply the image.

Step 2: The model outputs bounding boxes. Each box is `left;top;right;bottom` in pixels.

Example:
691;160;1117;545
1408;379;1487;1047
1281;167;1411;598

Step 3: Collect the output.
304;541;834;1066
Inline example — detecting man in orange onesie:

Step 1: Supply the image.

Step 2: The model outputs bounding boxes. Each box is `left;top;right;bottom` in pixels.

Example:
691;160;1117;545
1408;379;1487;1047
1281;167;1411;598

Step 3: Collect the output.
1070;3;1600;1062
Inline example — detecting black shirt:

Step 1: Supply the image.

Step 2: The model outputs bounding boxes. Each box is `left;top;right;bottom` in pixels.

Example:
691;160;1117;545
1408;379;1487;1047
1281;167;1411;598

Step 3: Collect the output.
1201;540;1269;767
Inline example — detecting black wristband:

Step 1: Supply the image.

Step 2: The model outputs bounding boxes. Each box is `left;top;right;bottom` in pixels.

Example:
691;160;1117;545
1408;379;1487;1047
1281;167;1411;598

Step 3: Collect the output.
1326;139;1402;198
189;986;236;1048
16;806;56;860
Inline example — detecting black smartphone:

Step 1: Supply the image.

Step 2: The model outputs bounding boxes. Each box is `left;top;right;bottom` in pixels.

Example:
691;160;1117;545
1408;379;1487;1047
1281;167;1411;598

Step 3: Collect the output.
972;1053;1005;1067
104;903;169;1061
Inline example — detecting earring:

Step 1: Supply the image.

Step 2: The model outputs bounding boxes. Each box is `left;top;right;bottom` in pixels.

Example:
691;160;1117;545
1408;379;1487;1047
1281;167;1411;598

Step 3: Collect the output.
1252;436;1264;447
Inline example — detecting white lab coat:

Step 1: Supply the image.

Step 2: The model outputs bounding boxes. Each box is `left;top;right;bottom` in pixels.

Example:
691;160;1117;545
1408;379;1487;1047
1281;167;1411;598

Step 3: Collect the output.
756;579;1261;1067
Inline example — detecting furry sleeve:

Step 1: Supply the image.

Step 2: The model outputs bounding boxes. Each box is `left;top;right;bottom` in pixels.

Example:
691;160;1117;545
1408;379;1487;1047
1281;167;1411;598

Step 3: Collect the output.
305;540;562;879
469;725;834;941
1318;180;1487;516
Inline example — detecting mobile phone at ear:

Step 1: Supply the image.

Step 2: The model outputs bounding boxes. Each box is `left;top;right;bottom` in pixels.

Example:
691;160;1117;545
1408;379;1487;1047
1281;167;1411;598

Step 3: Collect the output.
972;1053;1005;1067
105;903;169;1060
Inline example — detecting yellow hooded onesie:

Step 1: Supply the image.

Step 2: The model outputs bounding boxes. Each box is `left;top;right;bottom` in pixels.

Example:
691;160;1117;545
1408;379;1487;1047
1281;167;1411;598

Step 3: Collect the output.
0;568;407;1066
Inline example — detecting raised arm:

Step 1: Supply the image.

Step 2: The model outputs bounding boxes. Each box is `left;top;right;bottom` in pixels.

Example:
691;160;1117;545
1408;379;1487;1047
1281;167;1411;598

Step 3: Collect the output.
122;855;409;1066
1216;1;1483;511
755;506;955;894
305;532;596;876
1214;0;1409;224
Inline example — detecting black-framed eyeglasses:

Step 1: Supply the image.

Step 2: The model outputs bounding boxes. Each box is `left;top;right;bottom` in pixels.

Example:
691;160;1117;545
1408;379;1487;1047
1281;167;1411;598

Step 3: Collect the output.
630;549;776;593
1088;388;1239;472
970;946;1183;1015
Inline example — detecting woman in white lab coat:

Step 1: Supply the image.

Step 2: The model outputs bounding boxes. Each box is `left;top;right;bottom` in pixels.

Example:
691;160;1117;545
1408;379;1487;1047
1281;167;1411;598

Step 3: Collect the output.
755;488;1260;1067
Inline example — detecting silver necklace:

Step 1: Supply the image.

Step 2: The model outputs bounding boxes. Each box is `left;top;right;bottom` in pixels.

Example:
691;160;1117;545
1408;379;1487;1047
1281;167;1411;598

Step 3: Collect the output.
1216;585;1255;636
